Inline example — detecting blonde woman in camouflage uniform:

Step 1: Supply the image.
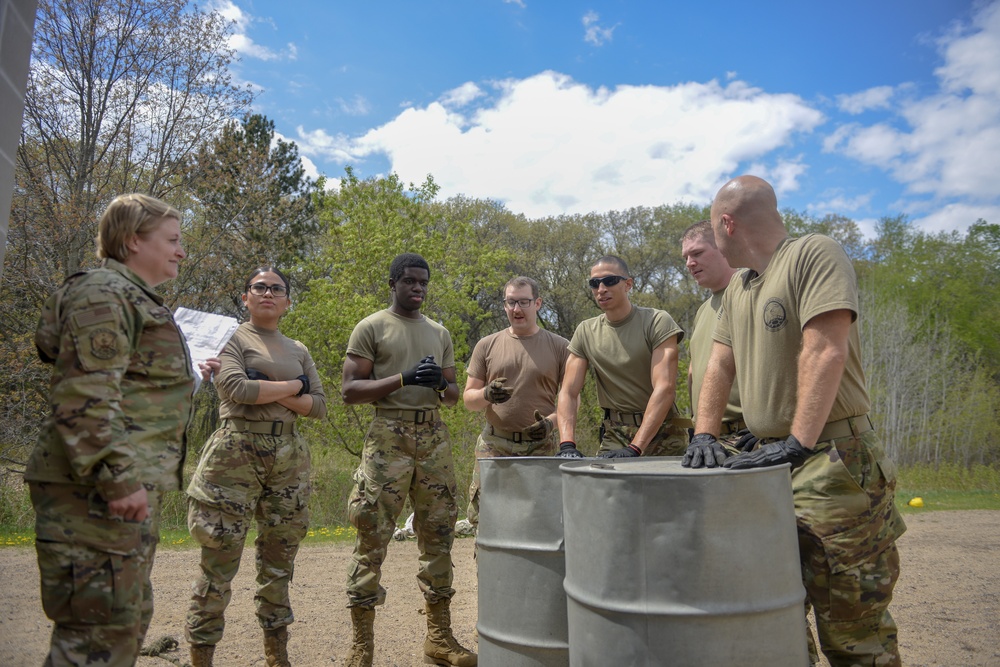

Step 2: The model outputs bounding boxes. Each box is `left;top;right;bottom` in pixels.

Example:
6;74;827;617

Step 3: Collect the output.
341;253;476;667
27;194;197;666
185;267;326;667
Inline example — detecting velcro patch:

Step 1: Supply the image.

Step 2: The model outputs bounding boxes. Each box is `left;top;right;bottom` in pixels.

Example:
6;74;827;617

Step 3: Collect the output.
73;306;116;329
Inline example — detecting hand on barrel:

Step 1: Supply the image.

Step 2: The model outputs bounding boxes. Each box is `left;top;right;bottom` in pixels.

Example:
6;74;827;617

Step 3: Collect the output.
597;443;642;459
556;441;585;459
681;433;731;468
723;435;815;470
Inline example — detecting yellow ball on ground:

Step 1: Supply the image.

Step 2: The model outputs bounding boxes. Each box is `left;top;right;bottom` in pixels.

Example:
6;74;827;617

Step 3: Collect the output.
908;497;924;507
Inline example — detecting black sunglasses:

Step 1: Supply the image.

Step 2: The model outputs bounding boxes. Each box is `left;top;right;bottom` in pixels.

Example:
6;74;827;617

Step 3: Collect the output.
588;275;628;289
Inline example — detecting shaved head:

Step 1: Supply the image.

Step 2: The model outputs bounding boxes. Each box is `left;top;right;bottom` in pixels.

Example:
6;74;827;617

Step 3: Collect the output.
712;175;779;223
710;175;788;273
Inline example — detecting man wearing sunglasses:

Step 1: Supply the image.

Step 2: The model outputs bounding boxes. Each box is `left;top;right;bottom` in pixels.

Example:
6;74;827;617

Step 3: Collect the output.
556;255;688;459
341;253;477;667
462;276;569;529
687;176;904;667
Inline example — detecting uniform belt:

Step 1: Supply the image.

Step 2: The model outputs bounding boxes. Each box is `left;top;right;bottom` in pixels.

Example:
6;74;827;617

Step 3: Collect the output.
486;424;541;443
603;408;693;430
817;414;873;442
223;418;295;436
721;418;748;435
375;408;439;424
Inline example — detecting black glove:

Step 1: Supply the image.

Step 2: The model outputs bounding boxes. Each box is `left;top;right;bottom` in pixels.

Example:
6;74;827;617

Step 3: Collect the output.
681;433;731;468
734;429;759;453
525;410;553;441
246;367;271;381
295;374;310;397
723;435;816;470
598;443;642;459
556;441;584;459
483;377;513;404
401;358;443;388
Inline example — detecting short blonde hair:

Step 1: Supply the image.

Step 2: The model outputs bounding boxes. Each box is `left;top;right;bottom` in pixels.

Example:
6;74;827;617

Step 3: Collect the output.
97;194;181;261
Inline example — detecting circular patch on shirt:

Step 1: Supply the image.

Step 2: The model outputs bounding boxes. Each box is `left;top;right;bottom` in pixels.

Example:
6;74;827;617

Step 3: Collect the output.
89;328;120;359
763;298;788;332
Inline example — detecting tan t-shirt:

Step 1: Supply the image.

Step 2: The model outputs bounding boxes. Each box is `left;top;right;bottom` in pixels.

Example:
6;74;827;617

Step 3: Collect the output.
568;306;684;414
690;290;743;423
714;234;870;438
217;322;327;421
346;309;455;411
467;328;569;431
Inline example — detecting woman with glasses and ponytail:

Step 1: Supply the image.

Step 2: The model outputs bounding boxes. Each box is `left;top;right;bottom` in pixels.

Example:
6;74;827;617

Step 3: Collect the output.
555;255;689;460
185;266;326;667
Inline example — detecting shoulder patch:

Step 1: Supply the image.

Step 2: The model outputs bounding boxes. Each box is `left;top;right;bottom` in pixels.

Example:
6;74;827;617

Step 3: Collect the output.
89;328;121;359
73;306;116;329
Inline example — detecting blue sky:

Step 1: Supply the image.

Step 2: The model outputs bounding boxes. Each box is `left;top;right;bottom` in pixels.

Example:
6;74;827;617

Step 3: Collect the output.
213;0;1000;237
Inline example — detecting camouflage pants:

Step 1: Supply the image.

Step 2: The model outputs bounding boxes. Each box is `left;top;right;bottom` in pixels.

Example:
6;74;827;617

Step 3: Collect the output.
788;429;906;667
467;428;557;528
346;416;458;608
598;419;689;456
185;427;311;646
30;482;163;667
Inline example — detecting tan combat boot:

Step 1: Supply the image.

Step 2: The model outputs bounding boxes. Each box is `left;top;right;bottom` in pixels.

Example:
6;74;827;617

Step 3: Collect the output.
346;606;376;667
189;643;215;667
263;626;290;667
423;598;477;666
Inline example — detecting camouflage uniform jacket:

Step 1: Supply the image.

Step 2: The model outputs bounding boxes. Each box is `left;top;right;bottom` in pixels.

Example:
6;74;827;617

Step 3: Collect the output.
27;259;196;501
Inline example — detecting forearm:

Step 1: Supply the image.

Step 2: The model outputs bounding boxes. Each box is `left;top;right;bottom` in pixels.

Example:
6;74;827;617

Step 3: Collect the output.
342;375;406;405
438;378;460;407
791;344;846;448
254;379;304;404
695;346;736;437
275;393;315;416
557;392;580;442
632;385;675;450
463;382;489;412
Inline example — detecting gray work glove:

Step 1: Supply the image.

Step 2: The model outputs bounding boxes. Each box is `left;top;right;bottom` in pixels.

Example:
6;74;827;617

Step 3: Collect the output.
734;429;759;453
682;433;731;468
525;410;553;441
597;444;642;459
246;367;271;381
723;435;816;470
483;377;513;404
556;441;585;459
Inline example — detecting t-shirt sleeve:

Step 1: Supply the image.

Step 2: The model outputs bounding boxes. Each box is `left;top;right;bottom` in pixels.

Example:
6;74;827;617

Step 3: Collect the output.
441;330;456;369
567;322;589;360
346;317;376;361
467;337;488;380
796;235;859;327
648;309;684;349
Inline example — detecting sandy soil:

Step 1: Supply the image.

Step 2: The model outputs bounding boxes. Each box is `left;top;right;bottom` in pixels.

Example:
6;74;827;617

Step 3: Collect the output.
1;510;998;667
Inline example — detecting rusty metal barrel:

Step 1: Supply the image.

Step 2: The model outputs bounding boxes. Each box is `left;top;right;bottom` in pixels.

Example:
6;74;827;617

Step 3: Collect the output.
560;458;808;666
476;457;570;667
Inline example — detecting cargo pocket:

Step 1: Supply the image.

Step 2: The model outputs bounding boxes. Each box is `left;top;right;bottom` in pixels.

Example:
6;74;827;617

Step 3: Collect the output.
37;543;140;626
347;467;382;532
187;499;247;551
818;497;902;621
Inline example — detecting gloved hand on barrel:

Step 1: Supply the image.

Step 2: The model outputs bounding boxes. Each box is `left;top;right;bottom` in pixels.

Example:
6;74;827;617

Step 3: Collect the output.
597;444;641;459
681;433;731;468
723;435;816;470
556;440;584;459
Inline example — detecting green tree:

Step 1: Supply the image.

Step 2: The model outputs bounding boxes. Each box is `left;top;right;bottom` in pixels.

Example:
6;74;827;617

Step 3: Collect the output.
176;113;318;318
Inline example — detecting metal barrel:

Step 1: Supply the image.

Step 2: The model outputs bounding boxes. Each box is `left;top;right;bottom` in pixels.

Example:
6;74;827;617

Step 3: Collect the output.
477;457;570;667
560;458;808;667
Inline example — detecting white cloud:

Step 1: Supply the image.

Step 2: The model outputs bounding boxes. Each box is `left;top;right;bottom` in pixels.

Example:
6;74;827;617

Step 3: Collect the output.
440;82;484;108
293;126;356;163
211;0;296;61
504;0;526;7
583;11;616;46
836;86;895;114
335;71;823;218
910;202;1000;234
812;191;874;214
827;1;1000;211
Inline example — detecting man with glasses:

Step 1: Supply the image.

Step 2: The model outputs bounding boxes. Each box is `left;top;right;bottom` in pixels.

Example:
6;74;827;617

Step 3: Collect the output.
341;253;476;667
556;255;689;459
462;276;569;530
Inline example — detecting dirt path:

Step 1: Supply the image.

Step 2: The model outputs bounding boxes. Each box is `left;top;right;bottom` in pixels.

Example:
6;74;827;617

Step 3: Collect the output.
1;510;998;666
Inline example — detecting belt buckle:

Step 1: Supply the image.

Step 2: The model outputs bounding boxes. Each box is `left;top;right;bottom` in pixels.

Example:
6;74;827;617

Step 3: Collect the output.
415;410;428;424
632;412;643;427
270;421;283;436
512;431;523;443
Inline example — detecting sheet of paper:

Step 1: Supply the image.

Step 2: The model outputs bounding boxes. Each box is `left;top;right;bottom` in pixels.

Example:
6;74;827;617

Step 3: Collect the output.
174;307;240;384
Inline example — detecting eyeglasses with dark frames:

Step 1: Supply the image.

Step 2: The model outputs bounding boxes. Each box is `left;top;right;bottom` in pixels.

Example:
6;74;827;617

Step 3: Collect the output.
588;275;628;289
248;282;288;297
504;298;535;309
